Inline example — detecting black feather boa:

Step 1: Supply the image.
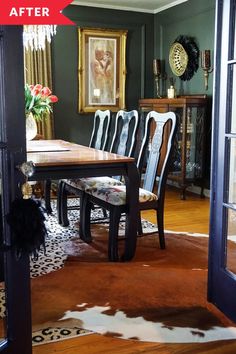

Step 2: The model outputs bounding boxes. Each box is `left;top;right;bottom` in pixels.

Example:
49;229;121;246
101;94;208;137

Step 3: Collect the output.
6;198;47;259
174;35;199;81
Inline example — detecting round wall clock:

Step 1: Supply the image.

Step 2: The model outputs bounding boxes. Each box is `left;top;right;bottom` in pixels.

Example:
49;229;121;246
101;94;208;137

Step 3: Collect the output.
169;35;199;81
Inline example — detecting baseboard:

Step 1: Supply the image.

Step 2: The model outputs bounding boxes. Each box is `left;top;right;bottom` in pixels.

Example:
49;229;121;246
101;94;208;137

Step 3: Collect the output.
166;180;210;198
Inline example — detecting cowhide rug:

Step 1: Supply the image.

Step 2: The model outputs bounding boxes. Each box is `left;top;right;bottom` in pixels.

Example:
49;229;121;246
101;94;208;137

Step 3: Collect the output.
29;202;236;346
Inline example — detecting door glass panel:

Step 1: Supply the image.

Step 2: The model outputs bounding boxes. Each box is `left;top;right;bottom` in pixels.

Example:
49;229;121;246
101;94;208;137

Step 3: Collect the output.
228;138;236;204
226;90;236;274
0;153;6;343
226;207;236;274
232;1;236;59
230;65;236;133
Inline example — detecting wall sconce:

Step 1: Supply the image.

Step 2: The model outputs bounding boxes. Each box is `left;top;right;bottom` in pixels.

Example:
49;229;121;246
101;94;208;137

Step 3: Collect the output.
153;59;167;98
201;50;213;90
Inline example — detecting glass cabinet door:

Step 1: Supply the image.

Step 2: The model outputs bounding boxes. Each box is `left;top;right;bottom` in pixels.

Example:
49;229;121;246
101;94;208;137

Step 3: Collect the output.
169;107;183;176
168;102;206;199
170;105;205;179
185;106;205;180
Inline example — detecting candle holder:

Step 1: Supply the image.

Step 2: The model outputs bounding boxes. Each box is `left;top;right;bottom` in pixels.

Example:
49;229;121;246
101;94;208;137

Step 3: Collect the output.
153;59;167;98
201;50;213;90
153;59;161;98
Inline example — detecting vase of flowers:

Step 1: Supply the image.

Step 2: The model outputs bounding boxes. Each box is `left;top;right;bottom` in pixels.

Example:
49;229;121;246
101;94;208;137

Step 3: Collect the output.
25;113;38;141
25;84;58;140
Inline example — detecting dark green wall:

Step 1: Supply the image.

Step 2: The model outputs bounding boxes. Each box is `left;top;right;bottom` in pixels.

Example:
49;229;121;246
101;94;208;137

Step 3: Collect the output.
154;0;215;96
52;5;154;145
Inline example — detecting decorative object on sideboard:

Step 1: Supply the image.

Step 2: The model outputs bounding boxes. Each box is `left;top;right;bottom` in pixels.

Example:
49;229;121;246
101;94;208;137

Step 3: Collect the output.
201;50;213;90
167;77;176;99
23;25;57;51
169;35;199;81
153;59;167;98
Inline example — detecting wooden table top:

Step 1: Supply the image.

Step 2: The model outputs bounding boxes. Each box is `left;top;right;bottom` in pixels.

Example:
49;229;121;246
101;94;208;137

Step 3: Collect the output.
27;139;134;167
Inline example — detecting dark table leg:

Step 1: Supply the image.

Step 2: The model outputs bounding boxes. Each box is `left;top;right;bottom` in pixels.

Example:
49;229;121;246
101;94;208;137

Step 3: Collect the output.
44;179;52;214
122;162;139;261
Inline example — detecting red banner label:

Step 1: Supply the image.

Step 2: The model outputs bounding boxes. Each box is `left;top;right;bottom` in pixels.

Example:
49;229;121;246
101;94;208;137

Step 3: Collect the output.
0;0;74;25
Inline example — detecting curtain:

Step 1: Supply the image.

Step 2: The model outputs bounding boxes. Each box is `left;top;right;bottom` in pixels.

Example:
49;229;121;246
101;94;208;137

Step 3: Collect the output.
24;40;54;139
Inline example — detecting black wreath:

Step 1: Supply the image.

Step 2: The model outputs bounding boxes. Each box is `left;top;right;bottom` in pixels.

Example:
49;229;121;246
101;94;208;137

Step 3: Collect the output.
174;35;199;81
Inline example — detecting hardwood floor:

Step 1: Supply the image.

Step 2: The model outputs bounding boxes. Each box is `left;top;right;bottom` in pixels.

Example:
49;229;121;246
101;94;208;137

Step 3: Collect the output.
142;186;210;234
33;188;236;354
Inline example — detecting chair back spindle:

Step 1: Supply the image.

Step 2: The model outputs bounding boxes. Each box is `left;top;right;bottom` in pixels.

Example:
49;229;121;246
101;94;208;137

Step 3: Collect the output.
89;110;111;150
140;111;177;196
110;110;139;157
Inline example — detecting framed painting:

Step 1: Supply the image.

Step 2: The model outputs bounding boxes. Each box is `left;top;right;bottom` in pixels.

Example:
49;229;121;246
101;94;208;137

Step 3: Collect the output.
78;27;127;113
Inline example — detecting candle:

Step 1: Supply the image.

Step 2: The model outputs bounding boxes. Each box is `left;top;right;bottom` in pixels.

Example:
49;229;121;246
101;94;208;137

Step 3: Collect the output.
153;59;161;75
201;50;211;69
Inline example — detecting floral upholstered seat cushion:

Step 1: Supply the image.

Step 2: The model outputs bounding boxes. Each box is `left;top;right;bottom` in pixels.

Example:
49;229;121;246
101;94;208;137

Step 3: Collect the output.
63;176;124;191
86;185;158;206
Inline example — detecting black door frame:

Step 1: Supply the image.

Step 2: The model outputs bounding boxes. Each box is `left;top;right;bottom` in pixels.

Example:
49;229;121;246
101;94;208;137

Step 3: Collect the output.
208;0;236;322
0;26;32;353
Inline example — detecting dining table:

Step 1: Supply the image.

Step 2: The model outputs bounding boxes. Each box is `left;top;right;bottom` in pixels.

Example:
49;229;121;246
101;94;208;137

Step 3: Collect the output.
26;139;139;261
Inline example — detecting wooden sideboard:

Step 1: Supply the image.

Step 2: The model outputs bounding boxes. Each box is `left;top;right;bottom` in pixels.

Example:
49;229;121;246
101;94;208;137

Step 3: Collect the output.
139;97;207;199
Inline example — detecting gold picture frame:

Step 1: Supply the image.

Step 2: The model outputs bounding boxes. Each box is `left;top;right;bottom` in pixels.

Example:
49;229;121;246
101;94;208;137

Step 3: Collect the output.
78;27;127;113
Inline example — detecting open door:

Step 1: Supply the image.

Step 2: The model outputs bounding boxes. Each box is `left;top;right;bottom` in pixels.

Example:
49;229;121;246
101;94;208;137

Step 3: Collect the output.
208;0;236;322
0;26;32;353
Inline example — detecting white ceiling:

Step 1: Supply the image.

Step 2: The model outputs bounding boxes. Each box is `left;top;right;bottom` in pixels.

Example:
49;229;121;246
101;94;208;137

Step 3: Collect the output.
72;0;189;14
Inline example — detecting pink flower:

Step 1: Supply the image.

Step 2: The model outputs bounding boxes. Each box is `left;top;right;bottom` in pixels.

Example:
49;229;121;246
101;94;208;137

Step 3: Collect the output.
31;88;41;96
48;95;58;103
31;84;43;96
34;84;43;91
41;87;52;96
